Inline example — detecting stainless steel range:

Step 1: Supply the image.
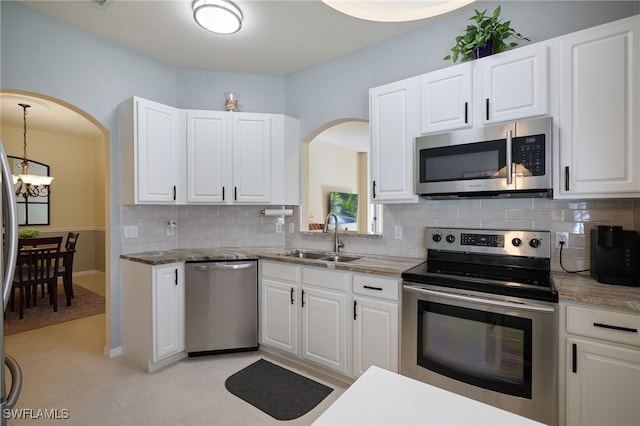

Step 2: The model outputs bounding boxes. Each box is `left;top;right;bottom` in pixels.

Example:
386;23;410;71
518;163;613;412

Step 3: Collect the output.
401;228;558;425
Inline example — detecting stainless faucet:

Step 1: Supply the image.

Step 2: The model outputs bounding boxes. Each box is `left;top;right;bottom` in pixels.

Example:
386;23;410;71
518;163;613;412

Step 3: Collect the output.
323;213;345;253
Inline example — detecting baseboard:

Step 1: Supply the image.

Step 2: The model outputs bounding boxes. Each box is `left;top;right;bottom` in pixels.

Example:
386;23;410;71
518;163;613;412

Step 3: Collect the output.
104;346;123;358
74;269;105;277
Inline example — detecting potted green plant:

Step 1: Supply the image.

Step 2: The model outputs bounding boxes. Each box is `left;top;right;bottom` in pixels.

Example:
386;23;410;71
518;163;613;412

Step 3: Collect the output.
18;228;40;238
443;6;529;63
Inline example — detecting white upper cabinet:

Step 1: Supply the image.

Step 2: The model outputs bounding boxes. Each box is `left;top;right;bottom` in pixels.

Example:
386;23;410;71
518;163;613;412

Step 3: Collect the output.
370;76;420;204
185;111;300;205
186;110;228;203
480;43;549;124
556;16;640;198
232;113;272;203
419;43;549;134
420;62;473;134
120;97;185;204
122;97;300;205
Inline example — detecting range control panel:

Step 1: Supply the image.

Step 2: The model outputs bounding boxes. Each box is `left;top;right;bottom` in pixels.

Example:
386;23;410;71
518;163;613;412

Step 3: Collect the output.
427;227;551;258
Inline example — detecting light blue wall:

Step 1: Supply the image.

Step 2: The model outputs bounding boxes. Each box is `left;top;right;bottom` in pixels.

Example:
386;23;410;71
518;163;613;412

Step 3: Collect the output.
285;0;640;138
1;0;638;351
176;69;285;113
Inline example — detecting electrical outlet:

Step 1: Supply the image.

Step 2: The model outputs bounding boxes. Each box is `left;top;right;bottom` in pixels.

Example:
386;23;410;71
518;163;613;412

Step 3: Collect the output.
124;225;138;239
556;231;569;248
394;225;403;240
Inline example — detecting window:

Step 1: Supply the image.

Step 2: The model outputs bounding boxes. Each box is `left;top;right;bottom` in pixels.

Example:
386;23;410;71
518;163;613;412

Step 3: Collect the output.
9;156;51;226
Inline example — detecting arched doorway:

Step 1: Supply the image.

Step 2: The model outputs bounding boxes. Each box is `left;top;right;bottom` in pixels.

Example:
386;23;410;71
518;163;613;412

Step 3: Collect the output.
0;89;110;344
301;118;382;235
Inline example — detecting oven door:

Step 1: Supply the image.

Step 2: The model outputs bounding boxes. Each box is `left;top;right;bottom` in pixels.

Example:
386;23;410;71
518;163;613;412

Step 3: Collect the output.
401;283;558;425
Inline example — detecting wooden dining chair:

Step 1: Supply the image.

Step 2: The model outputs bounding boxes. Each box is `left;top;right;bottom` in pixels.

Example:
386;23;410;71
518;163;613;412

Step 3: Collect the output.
12;236;63;319
57;232;79;306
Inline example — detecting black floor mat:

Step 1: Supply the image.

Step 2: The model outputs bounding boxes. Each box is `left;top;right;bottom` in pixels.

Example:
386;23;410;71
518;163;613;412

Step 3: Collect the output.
224;358;333;420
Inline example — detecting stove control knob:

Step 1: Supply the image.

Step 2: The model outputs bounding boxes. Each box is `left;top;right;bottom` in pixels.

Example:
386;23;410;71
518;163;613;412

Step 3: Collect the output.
432;234;442;242
446;234;456;243
529;238;541;248
512;237;522;247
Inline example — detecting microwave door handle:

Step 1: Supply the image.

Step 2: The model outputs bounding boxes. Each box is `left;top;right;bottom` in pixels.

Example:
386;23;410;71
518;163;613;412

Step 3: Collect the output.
506;130;513;185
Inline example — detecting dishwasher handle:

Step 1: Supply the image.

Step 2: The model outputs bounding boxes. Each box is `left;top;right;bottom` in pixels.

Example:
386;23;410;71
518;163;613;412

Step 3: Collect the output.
189;262;255;271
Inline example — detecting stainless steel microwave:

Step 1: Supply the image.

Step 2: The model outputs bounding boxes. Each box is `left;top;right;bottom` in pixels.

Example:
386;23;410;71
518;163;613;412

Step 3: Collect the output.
415;117;552;198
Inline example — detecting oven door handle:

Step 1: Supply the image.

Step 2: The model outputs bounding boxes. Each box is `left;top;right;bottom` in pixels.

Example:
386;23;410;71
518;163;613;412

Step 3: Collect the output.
403;285;556;313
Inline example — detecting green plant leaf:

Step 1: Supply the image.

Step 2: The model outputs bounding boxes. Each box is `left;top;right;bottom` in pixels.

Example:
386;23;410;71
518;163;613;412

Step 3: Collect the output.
443;6;528;63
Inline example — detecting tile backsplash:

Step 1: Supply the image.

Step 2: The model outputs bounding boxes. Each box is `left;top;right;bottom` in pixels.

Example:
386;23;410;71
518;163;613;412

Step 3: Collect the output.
121;197;640;272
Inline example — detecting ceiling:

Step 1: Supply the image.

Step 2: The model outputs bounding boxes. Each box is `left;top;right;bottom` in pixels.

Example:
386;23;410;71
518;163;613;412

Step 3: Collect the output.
19;0;445;75
3;1;470;141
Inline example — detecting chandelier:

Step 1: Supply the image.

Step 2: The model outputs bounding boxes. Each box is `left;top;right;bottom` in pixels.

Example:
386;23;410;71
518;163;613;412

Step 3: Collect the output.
12;103;54;198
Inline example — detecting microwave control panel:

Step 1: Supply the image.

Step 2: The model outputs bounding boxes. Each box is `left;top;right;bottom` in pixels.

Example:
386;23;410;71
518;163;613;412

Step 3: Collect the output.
514;135;545;176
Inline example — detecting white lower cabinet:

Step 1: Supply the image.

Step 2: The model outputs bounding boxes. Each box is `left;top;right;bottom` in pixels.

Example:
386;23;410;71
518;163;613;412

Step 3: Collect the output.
121;260;186;372
352;274;399;377
259;260;400;379
301;285;349;374
260;261;300;355
560;302;640;426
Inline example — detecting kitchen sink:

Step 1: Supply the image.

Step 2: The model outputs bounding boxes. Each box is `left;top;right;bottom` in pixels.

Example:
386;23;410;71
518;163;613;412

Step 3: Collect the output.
281;250;327;259
280;250;362;262
320;255;362;263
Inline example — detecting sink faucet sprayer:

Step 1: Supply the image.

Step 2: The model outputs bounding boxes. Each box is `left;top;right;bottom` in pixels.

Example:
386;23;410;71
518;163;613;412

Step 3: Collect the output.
323;213;345;253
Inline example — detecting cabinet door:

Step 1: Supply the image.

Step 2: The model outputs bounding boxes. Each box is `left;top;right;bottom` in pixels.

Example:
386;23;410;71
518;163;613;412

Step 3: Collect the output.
260;278;298;355
566;337;640;426
136;98;182;203
301;286;349;374
370;77;419;203
420;62;473;133
232;113;272;203
153;264;185;361
481;43;548;124
186;110;229;203
558;17;640;197
353;296;398;377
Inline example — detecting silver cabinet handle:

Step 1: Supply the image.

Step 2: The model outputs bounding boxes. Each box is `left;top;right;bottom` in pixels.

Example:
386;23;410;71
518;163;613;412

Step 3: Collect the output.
1;142;18;311
403;284;556;313
5;353;22;409
506;130;513;185
190;262;254;271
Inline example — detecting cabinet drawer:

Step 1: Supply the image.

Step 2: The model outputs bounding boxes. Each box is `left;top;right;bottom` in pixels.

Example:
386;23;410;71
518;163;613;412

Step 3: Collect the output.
302;267;350;292
261;261;300;282
567;305;640;347
353;274;399;301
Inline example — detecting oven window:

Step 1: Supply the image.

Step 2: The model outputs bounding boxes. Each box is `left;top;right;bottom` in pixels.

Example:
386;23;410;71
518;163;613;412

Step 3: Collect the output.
417;301;532;399
420;139;506;183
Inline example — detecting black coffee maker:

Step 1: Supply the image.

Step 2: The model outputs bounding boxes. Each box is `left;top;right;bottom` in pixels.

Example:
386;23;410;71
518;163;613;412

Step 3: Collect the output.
590;226;640;286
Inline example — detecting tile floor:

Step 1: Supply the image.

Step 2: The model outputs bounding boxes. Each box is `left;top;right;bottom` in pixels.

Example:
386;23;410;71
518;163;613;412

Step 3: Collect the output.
4;272;349;425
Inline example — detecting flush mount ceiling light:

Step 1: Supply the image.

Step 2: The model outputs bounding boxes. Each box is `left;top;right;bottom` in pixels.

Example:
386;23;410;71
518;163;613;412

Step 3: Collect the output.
193;0;243;35
322;0;476;22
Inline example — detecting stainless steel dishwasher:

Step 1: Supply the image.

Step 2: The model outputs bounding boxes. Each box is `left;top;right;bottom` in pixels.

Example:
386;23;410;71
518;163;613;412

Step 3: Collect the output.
185;260;258;356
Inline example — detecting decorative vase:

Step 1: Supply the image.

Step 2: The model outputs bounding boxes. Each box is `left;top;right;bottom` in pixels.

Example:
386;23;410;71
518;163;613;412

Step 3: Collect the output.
224;92;239;112
473;39;494;59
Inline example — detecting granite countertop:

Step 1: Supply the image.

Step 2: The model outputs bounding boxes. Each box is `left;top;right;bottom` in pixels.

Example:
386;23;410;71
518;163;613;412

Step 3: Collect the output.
120;247;423;277
553;271;640;313
120;249;640;312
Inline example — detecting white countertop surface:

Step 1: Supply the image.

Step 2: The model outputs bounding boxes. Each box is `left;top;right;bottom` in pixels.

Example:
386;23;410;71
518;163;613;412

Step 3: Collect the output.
312;366;545;426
